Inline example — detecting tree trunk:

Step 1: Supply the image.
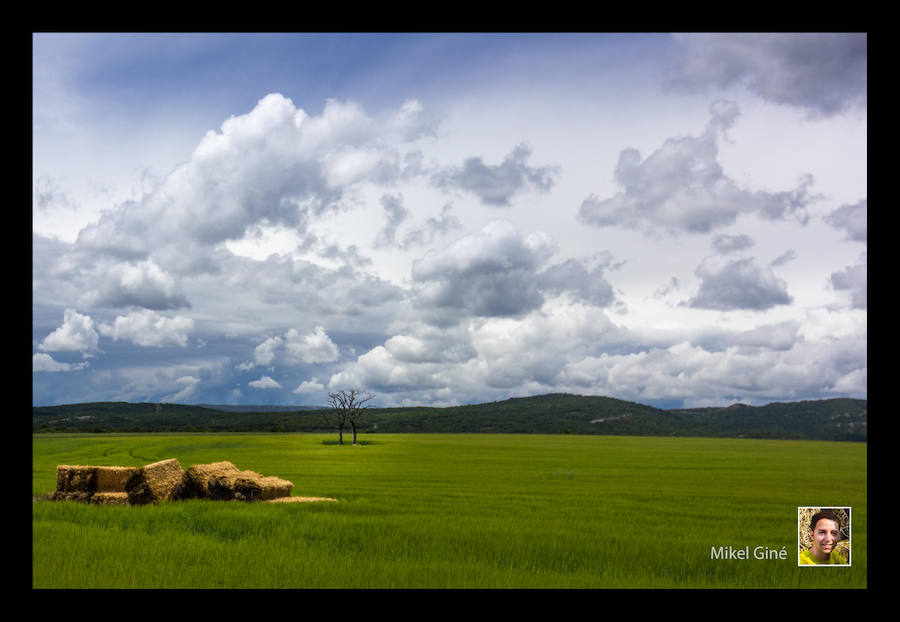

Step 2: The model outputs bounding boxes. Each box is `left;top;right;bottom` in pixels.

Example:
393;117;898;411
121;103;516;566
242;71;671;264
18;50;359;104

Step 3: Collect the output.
351;421;358;445
338;425;343;445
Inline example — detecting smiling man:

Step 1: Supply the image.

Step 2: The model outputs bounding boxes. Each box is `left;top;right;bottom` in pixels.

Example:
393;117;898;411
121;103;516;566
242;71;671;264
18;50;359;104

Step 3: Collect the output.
800;510;848;565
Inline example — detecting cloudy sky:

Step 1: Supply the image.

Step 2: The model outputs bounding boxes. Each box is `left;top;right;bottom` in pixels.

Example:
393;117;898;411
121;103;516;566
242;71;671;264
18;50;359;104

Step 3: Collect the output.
32;33;867;408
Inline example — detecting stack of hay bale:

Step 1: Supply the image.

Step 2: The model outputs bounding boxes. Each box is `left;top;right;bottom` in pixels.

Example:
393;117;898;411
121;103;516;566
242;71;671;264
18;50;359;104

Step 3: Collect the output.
50;458;294;506
54;465;139;505
173;461;294;502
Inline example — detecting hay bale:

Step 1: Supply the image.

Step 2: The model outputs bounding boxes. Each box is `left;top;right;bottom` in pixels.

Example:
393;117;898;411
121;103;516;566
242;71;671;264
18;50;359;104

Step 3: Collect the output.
195;464;294;502
120;459;294;503
125;458;184;505
207;474;239;501
257;476;293;500
174;461;241;500
231;475;293;501
95;466;139;492
90;492;130;506
54;464;138;503
56;465;98;494
204;469;265;501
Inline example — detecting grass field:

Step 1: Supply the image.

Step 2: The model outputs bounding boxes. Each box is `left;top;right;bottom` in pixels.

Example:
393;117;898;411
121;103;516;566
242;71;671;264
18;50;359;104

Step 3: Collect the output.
32;433;867;588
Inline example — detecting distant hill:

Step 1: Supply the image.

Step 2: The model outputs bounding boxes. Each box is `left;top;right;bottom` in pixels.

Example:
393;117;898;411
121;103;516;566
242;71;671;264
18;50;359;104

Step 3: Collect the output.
194;404;326;412
31;393;867;441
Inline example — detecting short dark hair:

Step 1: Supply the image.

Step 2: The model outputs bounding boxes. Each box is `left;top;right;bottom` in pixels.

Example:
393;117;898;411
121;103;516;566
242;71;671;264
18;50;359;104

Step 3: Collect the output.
810;510;842;533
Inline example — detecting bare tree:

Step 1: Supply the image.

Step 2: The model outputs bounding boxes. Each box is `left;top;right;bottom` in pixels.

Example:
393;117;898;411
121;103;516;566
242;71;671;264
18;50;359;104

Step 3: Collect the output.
324;389;376;445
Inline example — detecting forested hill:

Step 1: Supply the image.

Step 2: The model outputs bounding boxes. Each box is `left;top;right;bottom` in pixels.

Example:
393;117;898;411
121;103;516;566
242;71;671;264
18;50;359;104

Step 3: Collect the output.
32;394;867;441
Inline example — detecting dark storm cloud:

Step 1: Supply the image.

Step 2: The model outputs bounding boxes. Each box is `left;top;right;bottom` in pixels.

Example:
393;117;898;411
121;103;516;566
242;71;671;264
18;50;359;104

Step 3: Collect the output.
688;256;792;311
432;143;558;206
665;33;867;117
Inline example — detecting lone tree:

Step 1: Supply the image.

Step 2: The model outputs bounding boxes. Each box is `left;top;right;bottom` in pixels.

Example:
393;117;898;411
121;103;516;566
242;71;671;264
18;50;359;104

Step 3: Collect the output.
324;389;376;445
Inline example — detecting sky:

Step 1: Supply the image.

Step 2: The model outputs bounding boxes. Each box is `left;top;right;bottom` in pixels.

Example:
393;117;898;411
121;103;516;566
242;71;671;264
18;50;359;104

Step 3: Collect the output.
32;33;867;409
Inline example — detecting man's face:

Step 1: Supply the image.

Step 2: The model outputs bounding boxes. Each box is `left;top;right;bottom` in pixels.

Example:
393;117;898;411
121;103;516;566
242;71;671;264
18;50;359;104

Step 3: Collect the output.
809;518;841;559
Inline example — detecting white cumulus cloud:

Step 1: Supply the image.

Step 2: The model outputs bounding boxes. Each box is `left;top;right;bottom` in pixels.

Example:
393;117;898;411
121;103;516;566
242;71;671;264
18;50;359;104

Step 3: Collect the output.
293;379;325;394
33;352;88;372
284;326;340;364
254;336;284;366
98;310;195;347
249;375;282;389
39;309;99;352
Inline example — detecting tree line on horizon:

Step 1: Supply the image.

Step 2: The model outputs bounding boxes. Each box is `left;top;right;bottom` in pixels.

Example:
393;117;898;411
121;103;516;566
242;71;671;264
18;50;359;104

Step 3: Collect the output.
32;393;867;442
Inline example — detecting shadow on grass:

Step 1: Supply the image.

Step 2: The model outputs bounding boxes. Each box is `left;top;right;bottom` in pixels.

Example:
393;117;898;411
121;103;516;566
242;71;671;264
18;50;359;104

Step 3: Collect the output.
320;439;383;446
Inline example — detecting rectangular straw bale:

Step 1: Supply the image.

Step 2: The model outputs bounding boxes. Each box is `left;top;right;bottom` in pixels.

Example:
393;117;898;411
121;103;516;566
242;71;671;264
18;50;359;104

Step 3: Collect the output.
211;471;294;501
253;476;293;500
95;466;140;492
204;468;262;500
175;461;294;502
175;461;240;499
125;458;184;505
90;492;130;506
143;458;184;502
206;474;238;500
56;465;98;494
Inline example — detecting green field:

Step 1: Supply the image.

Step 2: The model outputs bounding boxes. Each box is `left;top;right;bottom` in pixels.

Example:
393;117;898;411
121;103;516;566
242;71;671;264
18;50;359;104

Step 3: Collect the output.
32;433;867;588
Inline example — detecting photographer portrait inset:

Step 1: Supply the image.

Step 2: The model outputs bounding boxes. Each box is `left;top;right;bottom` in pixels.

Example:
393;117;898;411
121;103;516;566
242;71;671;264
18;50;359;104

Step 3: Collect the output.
798;507;850;566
